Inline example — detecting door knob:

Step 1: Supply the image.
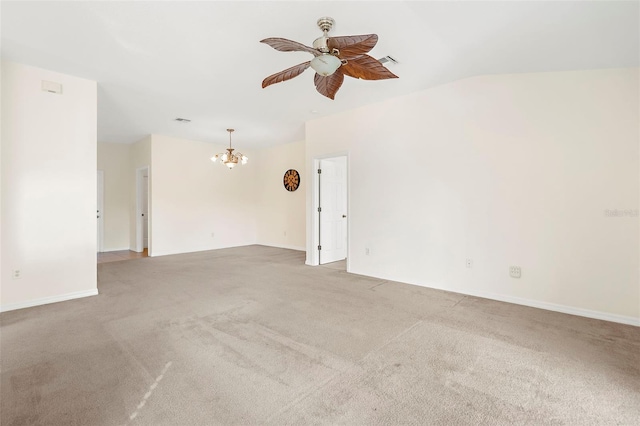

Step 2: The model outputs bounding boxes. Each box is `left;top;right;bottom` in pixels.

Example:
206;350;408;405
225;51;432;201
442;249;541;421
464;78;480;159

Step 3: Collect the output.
342;215;347;218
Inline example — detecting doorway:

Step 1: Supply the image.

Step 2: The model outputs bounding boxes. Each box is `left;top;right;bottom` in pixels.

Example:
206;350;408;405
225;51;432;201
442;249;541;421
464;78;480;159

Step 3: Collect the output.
312;155;348;268
135;167;150;254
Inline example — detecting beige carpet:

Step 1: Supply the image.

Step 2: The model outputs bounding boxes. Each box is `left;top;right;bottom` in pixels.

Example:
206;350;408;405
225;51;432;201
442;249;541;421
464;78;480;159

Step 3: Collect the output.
1;245;639;425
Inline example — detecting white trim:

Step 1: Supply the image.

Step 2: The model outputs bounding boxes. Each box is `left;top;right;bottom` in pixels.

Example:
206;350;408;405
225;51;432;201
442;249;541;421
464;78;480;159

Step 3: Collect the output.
97;170;104;253
101;247;132;252
0;289;99;313
354;273;640;326
472;290;640;327
150;243;255;258
308;152;350;268
308;158;321;266
259;243;306;252
135;166;150;254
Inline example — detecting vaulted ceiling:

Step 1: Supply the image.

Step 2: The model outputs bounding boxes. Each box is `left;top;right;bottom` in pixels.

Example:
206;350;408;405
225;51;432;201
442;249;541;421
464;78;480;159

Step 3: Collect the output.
2;1;638;148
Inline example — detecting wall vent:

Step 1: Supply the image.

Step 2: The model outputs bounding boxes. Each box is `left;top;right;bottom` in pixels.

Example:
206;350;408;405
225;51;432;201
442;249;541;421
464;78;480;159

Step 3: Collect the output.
41;80;62;94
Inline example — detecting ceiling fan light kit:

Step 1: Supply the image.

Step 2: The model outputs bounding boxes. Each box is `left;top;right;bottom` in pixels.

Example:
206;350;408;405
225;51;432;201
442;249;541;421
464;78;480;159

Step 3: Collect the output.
211;129;248;169
310;54;342;76
260;16;398;99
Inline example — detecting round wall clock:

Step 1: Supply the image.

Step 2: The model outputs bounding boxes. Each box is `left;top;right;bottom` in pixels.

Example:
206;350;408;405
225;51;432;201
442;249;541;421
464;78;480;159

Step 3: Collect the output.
283;169;300;192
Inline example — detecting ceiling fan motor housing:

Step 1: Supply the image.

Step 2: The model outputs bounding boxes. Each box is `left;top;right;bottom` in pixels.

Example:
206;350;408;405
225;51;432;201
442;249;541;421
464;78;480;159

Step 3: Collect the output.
313;35;330;52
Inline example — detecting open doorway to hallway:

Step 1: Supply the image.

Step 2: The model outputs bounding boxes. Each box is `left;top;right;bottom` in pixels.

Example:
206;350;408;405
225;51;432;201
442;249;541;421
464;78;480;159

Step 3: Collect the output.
97;167;149;263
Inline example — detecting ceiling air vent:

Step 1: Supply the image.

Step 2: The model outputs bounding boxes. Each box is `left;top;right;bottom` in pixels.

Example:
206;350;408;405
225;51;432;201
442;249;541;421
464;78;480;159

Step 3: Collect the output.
174;118;191;123
378;56;398;65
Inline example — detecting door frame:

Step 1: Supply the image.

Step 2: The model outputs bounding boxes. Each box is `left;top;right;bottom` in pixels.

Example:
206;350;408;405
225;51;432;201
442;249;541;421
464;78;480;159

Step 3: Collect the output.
307;152;349;268
135;166;150;254
97;169;104;253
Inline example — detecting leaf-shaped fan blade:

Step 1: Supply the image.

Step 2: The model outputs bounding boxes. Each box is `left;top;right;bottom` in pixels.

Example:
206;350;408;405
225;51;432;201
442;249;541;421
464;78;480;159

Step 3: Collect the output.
341;55;398;80
327;34;378;58
314;71;345;100
262;61;311;88
260;38;319;56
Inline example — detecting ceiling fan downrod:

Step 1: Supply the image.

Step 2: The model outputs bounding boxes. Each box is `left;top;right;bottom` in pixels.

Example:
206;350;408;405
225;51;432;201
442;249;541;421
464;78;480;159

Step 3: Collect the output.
313;17;334;53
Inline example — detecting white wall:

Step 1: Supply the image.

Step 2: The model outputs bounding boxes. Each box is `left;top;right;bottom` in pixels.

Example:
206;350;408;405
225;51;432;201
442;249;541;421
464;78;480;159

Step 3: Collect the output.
255;141;306;250
97;142;130;251
150;134;257;256
306;68;639;325
1;61;98;311
99;134;307;257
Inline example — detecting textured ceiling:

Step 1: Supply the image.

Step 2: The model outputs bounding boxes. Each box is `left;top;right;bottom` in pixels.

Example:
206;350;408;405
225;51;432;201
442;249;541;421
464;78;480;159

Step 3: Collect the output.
2;1;638;148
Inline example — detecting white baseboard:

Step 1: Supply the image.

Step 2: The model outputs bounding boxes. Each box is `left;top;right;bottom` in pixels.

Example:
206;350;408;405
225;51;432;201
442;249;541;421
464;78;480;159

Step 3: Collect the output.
345;270;639;327
259;243;306;252
151;243;257;258
422;284;638;327
0;289;99;313
101;247;131;252
152;244;305;258
471;290;640;327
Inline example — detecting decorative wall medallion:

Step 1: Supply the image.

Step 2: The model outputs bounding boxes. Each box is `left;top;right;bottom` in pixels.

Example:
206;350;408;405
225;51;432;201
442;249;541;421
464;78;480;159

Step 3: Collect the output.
283;169;300;192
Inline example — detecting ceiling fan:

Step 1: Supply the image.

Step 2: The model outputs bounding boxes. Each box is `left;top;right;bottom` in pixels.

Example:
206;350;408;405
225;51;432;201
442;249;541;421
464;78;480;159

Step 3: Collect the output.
260;17;398;100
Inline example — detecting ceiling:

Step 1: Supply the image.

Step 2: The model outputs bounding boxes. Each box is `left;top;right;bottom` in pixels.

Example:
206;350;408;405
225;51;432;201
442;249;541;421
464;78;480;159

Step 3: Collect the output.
2;1;638;148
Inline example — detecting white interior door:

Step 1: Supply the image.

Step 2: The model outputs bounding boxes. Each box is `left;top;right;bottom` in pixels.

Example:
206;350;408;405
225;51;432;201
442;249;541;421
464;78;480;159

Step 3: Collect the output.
142;174;149;249
319;157;347;264
136;167;149;253
97;170;104;253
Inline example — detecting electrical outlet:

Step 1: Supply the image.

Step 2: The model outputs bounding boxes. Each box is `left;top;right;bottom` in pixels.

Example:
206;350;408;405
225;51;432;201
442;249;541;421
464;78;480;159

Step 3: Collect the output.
509;266;522;278
365;247;371;256
12;269;21;279
283;231;287;237
210;232;215;238
465;259;473;268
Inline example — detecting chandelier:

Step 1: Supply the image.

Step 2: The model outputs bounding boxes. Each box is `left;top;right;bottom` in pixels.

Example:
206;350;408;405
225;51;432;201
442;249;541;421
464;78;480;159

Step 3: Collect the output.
211;128;248;169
